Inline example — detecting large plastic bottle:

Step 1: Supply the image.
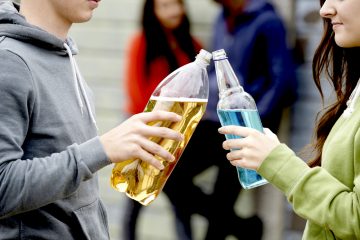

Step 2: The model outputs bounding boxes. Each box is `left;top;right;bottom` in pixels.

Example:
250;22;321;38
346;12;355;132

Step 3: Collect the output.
111;49;212;205
213;49;268;189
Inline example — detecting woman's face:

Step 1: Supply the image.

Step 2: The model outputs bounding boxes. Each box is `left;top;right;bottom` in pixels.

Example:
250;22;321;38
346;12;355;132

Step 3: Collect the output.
320;0;360;47
154;0;184;30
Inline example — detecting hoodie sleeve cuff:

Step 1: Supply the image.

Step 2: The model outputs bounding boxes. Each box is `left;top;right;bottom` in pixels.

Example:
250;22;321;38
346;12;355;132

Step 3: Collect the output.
78;137;111;173
257;144;309;196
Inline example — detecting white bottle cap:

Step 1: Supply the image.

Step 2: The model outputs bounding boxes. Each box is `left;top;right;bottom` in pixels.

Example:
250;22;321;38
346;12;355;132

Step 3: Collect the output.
212;49;227;61
196;49;212;65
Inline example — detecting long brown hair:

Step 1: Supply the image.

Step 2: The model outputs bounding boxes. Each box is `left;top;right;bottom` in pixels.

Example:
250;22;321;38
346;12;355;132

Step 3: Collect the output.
309;0;360;167
142;0;197;74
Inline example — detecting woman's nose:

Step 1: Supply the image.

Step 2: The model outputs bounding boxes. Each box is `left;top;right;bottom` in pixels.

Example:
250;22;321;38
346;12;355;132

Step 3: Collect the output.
319;0;336;19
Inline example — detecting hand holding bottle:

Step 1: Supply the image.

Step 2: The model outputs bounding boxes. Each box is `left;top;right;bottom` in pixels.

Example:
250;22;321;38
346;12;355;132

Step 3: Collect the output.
218;126;280;170
214;49;269;189
111;49;212;206
100;111;183;170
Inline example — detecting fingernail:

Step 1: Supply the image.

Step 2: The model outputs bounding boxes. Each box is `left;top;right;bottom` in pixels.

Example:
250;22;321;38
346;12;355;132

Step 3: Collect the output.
218;127;224;133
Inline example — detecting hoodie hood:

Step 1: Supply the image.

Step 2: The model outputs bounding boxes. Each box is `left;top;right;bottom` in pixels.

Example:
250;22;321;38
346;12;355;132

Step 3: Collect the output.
0;0;97;127
243;0;268;14
0;1;77;53
221;0;275;24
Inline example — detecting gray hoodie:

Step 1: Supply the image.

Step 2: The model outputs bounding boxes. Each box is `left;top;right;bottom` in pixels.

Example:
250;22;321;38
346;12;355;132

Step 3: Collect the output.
0;1;111;239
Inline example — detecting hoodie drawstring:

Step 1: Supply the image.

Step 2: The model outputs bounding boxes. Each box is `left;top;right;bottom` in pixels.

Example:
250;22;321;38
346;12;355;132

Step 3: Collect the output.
64;43;98;129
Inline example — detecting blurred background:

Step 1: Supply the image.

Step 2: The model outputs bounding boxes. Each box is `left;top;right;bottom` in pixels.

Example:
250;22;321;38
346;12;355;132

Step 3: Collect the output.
68;0;324;239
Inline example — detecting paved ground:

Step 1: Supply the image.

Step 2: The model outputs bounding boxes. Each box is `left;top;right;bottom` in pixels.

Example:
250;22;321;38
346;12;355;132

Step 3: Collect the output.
98;164;303;240
98;165;217;240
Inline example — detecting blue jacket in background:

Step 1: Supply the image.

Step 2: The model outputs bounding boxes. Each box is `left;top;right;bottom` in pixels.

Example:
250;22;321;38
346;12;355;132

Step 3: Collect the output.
205;1;297;131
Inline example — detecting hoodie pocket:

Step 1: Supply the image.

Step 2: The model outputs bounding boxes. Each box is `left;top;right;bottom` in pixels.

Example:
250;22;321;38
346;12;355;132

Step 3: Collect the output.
73;198;110;240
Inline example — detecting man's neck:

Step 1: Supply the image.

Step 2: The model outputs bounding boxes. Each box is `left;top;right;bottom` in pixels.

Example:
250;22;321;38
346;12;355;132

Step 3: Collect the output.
19;1;70;40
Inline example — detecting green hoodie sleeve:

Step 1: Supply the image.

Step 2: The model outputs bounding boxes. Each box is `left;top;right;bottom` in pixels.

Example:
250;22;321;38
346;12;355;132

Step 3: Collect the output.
258;143;360;239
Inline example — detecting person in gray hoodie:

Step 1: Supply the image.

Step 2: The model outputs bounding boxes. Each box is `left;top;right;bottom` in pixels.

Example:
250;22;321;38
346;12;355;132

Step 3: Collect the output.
0;0;183;239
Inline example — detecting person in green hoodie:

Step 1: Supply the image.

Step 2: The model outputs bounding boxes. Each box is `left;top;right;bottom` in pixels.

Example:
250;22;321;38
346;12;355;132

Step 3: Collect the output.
218;0;360;239
0;0;183;239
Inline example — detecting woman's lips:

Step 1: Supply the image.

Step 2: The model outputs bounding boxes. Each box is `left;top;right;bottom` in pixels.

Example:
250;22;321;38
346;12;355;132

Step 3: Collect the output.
88;0;100;8
332;22;342;30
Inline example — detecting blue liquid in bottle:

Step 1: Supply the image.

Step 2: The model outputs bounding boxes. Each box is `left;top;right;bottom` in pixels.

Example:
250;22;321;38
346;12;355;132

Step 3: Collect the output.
217;109;268;189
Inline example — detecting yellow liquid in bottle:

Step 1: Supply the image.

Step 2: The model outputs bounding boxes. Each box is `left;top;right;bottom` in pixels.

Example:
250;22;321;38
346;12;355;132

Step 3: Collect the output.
111;96;207;206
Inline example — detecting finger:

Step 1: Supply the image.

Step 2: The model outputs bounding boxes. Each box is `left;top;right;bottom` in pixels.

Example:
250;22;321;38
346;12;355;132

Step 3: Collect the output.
229;159;243;167
218;126;255;137
226;149;243;161
222;138;245;150
135;148;165;170
140;138;175;163
142;126;184;142
227;155;255;170
137;111;182;123
226;157;247;168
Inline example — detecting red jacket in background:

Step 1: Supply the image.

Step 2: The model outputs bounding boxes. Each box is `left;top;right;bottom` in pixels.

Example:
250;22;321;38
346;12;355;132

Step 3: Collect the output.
124;32;202;115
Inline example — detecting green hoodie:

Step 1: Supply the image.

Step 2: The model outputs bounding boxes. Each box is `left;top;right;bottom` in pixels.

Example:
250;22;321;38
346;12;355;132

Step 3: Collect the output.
258;99;360;238
0;1;110;239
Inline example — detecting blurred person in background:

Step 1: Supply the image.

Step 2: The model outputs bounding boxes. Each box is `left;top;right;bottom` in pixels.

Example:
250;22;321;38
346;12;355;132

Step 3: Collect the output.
121;0;202;239
218;0;360;239
192;0;297;238
124;0;202;116
207;0;297;134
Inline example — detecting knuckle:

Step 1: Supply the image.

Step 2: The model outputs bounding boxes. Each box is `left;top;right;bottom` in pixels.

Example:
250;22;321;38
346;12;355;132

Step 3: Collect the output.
129;144;141;154
130;135;141;144
152;145;164;156
254;129;263;137
152;111;163;118
159;127;172;137
142;153;153;163
242;148;250;156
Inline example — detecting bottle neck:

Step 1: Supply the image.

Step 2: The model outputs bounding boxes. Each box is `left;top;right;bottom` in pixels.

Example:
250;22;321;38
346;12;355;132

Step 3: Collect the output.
194;49;212;68
214;57;243;96
195;56;209;68
218;86;244;100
